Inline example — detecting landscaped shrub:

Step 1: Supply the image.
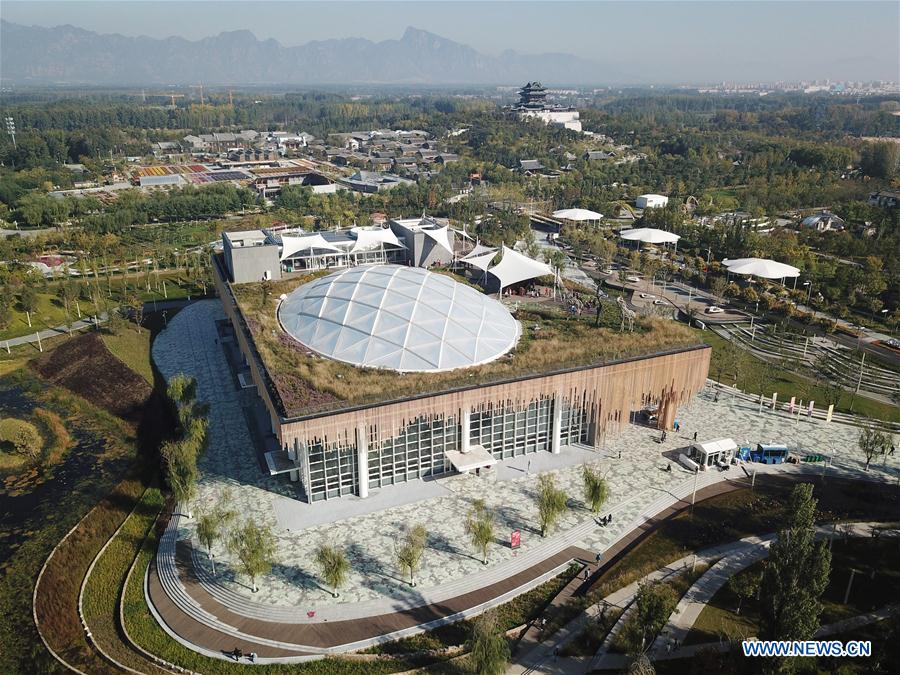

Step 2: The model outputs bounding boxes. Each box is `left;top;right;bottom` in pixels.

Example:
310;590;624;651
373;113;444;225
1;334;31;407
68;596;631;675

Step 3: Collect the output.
0;417;43;459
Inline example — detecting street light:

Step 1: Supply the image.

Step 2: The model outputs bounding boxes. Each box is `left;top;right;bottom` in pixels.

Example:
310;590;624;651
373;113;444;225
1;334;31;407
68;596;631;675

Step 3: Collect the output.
803;280;812;306
4;116;16;149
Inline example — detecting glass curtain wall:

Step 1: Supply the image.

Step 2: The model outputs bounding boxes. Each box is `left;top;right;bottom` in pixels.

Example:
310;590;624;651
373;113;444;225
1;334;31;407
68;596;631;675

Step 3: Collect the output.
305;441;358;501
367;415;458;489
470;398;553;459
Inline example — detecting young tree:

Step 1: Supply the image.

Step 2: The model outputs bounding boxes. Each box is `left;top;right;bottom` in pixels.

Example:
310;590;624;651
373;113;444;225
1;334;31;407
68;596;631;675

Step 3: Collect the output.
161;439;199;517
728;570;761;616
537;474;568;537
467;609;509;675
127;292;144;332
315;543;350;598
759;484;831;662
227;520;277;593
19;285;38;328
0;296;12;331
195;495;237;576
581;464;609;514
167;373;197;407
395;523;427;586
619;581;678;655
465;499;496;565
857;426;889;471
709;276;728;305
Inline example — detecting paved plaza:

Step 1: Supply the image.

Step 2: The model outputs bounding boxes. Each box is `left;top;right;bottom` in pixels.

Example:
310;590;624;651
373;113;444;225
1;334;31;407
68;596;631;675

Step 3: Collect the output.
152;301;896;614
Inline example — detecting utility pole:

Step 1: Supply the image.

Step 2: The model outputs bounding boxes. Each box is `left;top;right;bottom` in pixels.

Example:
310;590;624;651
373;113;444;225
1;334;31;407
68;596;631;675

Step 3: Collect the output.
691;468;699;510
843;568;857;605
855;352;866;395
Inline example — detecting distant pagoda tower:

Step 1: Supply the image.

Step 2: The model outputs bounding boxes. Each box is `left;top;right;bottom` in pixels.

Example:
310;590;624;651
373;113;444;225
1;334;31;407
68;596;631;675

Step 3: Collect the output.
516;81;548;110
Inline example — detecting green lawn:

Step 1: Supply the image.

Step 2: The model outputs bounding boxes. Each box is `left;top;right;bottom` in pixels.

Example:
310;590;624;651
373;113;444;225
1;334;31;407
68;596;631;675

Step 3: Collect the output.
699;328;899;422
0;272;208;342
102;327;154;384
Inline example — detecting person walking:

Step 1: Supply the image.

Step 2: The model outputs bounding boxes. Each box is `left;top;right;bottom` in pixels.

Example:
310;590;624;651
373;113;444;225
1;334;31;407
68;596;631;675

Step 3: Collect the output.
693;431;698;442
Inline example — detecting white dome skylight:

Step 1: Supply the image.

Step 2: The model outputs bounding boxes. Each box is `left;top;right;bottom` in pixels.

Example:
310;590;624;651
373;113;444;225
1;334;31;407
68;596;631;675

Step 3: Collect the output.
278;265;520;373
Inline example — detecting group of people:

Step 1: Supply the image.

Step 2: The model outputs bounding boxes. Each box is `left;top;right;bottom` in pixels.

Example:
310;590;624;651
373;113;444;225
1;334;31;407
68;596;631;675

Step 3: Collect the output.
596;513;613;527
229;647;256;662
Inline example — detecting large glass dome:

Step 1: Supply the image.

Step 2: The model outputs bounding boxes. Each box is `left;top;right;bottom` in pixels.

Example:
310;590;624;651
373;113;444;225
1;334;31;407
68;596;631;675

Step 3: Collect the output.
278;265;520;372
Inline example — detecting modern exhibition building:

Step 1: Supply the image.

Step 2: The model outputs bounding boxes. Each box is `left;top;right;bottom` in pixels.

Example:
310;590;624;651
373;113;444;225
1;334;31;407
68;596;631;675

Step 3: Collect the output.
214;221;710;503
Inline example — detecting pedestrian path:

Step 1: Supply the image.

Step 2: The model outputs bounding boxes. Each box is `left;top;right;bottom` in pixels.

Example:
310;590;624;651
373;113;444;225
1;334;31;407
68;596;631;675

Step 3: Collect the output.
652;522;899;655
511;520;900;674
1;312;108;348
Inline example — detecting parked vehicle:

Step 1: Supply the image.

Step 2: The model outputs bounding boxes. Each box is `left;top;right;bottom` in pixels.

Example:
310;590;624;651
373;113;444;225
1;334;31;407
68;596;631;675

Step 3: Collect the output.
737;443;790;465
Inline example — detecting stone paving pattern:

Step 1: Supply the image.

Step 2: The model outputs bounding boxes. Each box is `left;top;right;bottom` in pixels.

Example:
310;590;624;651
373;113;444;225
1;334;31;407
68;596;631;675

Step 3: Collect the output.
152;301;893;613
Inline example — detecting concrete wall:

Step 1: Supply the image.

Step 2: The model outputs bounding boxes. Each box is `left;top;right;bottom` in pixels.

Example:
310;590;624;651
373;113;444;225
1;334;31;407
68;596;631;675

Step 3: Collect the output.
224;241;282;284
391;225;455;268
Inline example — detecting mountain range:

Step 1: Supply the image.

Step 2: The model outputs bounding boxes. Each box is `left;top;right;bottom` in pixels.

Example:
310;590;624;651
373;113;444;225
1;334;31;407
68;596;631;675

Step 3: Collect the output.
0;21;604;86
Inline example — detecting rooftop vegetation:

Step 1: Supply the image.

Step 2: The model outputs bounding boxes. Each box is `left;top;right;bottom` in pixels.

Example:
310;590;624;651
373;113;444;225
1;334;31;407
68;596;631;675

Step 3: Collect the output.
230;271;702;418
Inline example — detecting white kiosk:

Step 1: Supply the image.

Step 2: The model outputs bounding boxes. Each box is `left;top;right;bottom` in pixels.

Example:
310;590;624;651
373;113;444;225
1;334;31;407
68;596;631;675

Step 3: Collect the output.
688;438;737;470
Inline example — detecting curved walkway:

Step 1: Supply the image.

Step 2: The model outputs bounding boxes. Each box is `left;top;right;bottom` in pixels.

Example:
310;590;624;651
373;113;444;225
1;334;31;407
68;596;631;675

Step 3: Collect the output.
651;522;900;657
508;507;900;674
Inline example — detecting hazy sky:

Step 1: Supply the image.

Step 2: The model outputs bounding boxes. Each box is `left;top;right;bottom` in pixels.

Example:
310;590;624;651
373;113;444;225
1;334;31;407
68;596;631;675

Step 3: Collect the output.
3;1;899;82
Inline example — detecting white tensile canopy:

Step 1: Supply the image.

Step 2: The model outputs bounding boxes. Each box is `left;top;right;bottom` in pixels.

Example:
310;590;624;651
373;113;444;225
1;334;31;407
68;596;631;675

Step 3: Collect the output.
280;234;342;261
461;250;498;273
349;227;405;253
488;245;554;291
618;228;681;244
422;224;454;256
722;258;800;280
452;226;475;241
552;208;604;222
463;244;497;259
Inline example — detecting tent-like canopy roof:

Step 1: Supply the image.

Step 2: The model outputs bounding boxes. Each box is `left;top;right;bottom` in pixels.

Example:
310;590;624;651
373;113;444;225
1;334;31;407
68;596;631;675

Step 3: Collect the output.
462;251;498;272
462;244;497;260
422;224;454;256
552;208;604;221
488;245;554;289
278;265;519;372
452;227;474;241
619;228;681;244
280;234;342;261
349;227;405;253
722;258;800;279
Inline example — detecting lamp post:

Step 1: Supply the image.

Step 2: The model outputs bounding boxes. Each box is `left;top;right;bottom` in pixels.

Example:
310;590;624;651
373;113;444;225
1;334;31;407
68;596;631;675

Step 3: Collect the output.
4;116;16;149
803;280;812;307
